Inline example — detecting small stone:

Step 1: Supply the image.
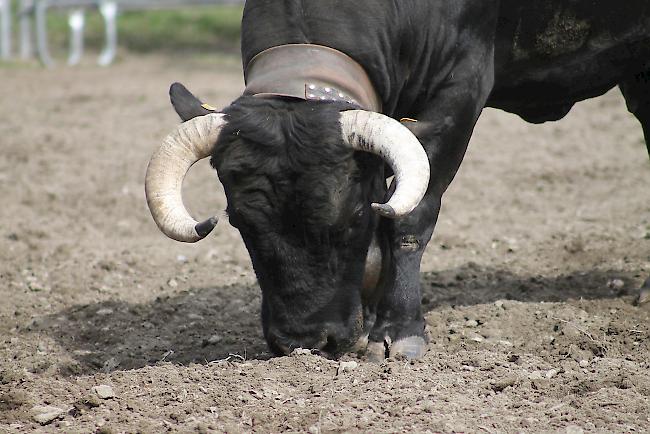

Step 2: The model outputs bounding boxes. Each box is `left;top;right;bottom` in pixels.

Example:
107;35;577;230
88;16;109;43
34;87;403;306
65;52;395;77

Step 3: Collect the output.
421;399;435;413
607;279;624;290
528;371;543;380
465;319;479;327
579;359;589;368
565;425;585;434
176;255;188;263
338;361;358;374
93;384;115;399
96;308;113;316
31;405;66;425
492;376;518;392
291;348;312;356
206;335;221;345
494;300;504;309
167;278;178;288
546;369;559;379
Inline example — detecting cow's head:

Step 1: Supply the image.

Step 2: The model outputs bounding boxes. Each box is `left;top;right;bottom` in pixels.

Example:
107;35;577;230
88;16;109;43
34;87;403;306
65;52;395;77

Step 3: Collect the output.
145;83;429;357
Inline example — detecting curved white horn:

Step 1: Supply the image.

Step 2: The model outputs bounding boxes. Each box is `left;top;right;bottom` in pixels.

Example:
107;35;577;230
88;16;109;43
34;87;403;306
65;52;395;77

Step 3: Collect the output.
340;110;430;218
145;113;227;242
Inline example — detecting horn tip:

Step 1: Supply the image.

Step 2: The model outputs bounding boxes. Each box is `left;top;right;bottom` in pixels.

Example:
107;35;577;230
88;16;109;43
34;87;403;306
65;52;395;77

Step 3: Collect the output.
371;203;396;218
194;216;219;239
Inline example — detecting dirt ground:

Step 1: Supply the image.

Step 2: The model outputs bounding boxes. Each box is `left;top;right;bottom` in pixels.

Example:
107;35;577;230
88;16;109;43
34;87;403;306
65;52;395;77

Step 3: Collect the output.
1;54;649;433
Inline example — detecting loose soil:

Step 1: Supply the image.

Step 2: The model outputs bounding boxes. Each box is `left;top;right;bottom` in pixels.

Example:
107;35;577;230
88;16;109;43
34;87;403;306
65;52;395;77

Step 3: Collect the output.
1;54;649;433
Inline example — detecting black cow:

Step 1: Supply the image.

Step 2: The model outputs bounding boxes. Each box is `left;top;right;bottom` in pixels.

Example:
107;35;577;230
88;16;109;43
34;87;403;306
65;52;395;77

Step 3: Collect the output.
146;1;650;360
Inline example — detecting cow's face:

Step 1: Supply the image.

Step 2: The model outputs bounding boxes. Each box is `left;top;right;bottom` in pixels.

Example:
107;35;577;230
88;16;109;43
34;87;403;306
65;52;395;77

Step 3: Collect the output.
145;84;429;358
213;97;385;356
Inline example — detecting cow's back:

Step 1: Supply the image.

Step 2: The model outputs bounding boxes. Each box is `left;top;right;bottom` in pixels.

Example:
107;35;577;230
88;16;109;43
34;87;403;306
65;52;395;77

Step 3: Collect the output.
490;0;650;120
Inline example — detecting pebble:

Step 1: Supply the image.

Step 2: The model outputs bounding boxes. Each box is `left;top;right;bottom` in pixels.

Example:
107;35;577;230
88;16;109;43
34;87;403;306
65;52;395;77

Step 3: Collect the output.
421;399;435;413
579;359;590;368
546;369;559;379
465;319;479;327
607;279;624;290
565;425;585;434
492;376;518;392
338;361;358;374
206;335;221;345
31;405;66;425
291;348;312;356
167;278;179;288
93;384;116;399
494;300;505;309
96;308;113;316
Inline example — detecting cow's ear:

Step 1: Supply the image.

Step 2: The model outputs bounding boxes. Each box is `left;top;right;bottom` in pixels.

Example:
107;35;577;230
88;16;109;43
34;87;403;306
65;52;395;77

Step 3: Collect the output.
169;82;217;122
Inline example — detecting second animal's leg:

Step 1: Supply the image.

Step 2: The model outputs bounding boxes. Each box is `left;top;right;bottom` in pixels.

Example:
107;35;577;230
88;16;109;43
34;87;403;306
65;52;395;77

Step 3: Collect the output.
620;67;650;157
619;67;650;305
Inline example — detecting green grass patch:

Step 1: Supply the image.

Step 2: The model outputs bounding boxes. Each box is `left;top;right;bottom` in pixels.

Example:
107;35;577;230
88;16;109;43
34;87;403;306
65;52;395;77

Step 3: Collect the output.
42;4;243;55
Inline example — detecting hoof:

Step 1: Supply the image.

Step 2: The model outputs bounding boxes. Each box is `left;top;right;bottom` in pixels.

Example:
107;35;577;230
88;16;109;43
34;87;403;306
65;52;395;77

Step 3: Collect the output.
637;279;650;305
389;336;427;359
366;341;387;362
351;334;369;353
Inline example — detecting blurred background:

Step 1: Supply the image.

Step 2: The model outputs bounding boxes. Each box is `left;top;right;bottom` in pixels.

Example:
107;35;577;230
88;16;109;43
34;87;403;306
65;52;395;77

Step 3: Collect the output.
0;0;244;65
1;1;649;432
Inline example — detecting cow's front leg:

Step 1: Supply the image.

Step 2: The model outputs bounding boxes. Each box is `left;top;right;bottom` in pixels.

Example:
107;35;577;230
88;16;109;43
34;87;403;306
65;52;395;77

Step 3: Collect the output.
619;67;650;305
365;192;441;360
367;54;496;360
366;121;476;360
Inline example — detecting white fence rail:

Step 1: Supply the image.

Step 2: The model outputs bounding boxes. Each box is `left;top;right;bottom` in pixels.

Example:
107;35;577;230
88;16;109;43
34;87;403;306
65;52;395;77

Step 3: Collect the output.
0;0;11;60
0;0;243;66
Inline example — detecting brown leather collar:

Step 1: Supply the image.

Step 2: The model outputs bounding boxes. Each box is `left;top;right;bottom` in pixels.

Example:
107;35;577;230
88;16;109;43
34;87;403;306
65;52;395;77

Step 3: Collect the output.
244;44;382;112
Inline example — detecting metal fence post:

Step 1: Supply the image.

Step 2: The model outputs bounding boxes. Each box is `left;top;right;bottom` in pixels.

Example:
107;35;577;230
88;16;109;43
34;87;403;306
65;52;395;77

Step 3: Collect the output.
35;0;54;66
0;0;11;60
98;1;117;66
20;0;35;59
67;8;85;65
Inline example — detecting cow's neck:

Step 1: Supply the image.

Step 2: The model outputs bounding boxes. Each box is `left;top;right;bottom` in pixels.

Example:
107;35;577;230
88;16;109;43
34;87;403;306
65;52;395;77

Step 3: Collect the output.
244;44;382;112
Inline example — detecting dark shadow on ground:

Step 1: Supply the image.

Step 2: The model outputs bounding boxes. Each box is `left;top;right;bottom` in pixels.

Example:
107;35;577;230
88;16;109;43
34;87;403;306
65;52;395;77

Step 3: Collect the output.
30;283;271;376
420;262;639;312
30;264;640;375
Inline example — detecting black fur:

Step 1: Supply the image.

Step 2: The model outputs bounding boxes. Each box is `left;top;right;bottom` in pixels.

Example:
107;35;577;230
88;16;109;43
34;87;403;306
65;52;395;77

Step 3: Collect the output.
169;82;216;121
167;1;650;357
211;96;385;356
